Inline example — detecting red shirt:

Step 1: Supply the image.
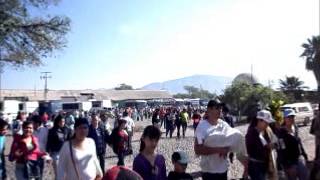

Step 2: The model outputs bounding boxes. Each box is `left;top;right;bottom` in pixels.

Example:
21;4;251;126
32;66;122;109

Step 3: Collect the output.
192;113;201;124
118;130;128;151
9;135;46;163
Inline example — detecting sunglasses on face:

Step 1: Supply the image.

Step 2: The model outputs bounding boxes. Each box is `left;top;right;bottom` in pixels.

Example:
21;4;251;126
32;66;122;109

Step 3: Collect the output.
179;163;188;167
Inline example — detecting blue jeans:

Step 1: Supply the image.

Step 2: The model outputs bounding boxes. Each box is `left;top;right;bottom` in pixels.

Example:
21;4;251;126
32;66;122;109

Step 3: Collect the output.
248;160;267;180
285;159;308;180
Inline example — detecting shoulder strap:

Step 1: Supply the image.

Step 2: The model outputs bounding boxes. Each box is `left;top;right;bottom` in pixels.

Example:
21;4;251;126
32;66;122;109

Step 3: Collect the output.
69;141;81;179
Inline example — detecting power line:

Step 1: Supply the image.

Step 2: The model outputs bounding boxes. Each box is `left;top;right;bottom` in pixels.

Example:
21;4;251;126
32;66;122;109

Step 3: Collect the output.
40;72;52;101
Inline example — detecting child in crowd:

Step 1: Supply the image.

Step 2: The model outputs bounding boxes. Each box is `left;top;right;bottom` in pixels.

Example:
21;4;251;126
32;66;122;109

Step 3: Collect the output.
0;119;8;179
168;151;193;180
133;125;166;180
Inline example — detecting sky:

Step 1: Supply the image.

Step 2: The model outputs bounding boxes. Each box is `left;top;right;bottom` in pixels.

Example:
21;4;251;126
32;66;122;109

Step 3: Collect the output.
2;0;319;90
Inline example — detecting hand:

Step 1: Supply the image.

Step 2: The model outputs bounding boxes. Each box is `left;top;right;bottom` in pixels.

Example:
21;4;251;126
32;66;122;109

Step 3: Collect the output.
14;149;23;157
218;147;229;158
95;175;102;180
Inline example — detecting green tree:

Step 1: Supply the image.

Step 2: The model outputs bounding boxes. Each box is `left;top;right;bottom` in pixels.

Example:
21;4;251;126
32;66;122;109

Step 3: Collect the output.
173;85;216;99
0;0;70;67
115;83;133;90
279;76;308;91
221;82;287;119
301;35;320;112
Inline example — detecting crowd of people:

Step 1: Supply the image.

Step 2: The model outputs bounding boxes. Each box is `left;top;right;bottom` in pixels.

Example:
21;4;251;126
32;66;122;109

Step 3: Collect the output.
0;99;318;180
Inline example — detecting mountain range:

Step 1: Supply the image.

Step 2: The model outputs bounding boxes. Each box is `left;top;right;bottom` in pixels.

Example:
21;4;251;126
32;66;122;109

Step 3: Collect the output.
142;75;233;94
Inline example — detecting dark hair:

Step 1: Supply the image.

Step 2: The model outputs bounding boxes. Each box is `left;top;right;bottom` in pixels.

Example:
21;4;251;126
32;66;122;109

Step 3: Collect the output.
122;111;129;117
0;119;8;129
22;121;33;129
74;118;89;129
139;125;161;152
54;115;65;128
31;115;42;125
207;99;223;109
16;111;26;120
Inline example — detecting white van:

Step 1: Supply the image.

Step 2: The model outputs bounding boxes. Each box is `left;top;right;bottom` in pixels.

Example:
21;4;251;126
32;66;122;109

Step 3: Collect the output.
281;102;314;126
19;101;39;114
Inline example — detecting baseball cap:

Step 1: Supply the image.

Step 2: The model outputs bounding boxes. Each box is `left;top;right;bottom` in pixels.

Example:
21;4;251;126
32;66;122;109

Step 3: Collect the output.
172;151;189;164
283;109;296;118
207;99;223;109
103;166;143;180
256;110;275;123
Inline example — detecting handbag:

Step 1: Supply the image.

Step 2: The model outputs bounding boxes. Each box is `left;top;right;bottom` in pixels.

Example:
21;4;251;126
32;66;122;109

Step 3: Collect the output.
69;141;81;180
24;159;40;179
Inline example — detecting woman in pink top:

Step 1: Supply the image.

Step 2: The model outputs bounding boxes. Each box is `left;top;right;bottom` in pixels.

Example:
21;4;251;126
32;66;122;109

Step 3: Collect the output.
9;121;49;180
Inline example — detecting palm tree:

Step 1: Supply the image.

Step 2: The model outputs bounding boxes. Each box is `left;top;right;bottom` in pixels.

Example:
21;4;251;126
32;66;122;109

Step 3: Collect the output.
301;36;320;91
301;35;320;134
279;76;308;91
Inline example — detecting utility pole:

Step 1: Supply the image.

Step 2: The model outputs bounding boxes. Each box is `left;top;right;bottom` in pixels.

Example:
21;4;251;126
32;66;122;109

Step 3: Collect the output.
40;72;52;101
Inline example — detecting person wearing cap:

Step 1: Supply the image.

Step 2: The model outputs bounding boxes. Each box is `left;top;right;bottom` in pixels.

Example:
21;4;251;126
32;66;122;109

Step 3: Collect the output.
194;99;248;180
278;109;308;180
168;151;193;180
245;110;278;180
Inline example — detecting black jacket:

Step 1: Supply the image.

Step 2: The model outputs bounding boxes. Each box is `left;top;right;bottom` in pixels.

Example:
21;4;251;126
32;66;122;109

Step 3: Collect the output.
246;127;270;163
46;126;72;153
278;126;307;168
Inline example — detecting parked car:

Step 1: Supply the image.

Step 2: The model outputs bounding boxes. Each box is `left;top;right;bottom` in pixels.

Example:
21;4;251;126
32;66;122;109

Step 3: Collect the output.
281;102;314;126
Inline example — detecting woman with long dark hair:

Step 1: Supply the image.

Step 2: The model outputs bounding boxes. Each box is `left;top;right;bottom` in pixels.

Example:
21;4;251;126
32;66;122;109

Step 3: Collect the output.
57;118;103;180
133;125;166;180
46;115;72;179
245;110;276;180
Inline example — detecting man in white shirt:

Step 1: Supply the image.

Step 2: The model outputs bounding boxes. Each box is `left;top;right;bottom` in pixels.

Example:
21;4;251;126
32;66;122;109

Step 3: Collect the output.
32;115;49;179
123;109;135;154
194;99;248;180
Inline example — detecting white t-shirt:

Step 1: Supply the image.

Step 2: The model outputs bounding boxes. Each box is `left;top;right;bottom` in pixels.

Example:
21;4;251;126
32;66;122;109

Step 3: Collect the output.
124;116;135;132
195;119;247;173
57;138;103;180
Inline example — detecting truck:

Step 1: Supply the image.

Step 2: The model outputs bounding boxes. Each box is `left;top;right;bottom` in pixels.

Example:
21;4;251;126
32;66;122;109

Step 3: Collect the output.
91;100;112;109
62;101;92;112
39;100;63;116
19;101;39;114
0;100;21;124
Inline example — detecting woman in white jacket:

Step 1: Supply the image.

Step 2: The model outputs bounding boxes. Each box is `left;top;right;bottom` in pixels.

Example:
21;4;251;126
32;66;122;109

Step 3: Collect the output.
58;118;103;180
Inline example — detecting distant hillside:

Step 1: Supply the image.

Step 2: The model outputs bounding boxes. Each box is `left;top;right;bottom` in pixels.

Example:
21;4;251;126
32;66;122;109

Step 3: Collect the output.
142;75;232;94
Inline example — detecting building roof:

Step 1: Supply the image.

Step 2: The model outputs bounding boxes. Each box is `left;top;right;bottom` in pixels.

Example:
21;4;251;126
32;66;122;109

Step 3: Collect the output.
0;89;172;101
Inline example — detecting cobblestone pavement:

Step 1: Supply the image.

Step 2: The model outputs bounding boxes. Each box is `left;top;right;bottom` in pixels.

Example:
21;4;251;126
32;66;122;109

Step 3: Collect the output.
4;119;316;179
